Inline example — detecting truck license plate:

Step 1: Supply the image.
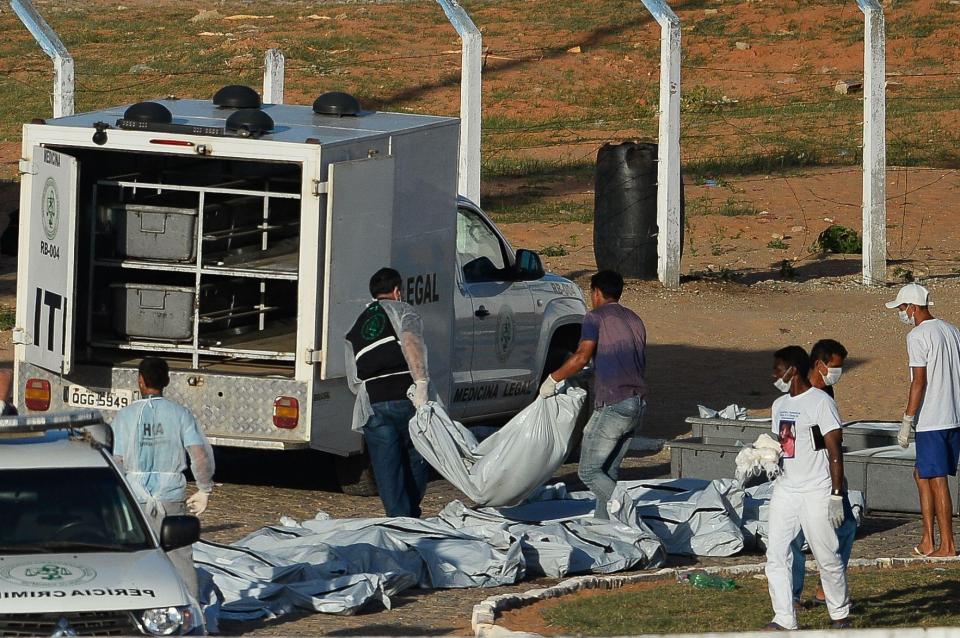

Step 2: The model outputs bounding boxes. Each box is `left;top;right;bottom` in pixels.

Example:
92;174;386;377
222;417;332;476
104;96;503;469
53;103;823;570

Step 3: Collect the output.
67;385;134;410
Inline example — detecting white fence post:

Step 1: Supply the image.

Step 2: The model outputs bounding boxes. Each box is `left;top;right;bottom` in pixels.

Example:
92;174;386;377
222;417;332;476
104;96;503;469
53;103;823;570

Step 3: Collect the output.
9;0;74;118
436;0;482;205
858;0;887;285
640;0;682;289
263;48;285;105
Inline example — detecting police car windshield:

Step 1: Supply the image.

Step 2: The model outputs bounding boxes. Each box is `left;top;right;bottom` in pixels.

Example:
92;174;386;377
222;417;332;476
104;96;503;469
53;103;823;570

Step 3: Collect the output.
0;468;152;553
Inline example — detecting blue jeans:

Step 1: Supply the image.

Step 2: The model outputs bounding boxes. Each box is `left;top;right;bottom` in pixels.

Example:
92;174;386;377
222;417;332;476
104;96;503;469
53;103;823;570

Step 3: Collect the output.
578;396;645;520
363;400;429;518
791;496;856;601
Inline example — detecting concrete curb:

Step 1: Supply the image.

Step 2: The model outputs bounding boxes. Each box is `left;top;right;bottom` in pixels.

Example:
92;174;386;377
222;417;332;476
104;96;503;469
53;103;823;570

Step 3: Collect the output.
472;555;960;638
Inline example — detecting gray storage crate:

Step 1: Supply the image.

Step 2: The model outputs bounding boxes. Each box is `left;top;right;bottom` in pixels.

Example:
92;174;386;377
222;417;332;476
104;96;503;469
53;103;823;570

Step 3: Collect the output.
114;204;198;262
686;417;905;452
111;283;195;341
844;447;959;515
669;437;959;514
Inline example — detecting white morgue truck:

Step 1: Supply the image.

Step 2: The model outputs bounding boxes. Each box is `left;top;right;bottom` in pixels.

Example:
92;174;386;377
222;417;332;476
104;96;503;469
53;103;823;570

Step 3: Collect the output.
12;87;588;492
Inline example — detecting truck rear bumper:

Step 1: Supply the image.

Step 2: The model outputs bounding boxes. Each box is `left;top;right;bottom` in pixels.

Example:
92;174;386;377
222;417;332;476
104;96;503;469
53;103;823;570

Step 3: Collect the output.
15;362;310;446
206;436;310;450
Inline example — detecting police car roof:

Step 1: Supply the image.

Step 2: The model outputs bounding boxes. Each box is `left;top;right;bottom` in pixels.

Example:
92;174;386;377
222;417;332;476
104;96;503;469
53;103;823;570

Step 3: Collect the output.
0;431;108;469
0;411;110;470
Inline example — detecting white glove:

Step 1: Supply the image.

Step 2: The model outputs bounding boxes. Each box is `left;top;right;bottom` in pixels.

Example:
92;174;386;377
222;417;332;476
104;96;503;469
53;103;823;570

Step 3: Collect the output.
539;375;558;398
827;495;845;529
186;491;210;516
899;413;914;448
412;379;429;409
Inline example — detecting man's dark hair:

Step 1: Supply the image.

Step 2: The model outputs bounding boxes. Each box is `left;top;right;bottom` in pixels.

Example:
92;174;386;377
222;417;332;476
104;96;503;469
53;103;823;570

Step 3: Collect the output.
590;270;624;300
774;345;811;379
810;339;848;365
369;267;403;297
139;357;170;390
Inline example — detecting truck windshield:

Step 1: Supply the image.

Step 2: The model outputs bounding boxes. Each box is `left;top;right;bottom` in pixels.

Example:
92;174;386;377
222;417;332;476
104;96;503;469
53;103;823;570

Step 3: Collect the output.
0;467;152;553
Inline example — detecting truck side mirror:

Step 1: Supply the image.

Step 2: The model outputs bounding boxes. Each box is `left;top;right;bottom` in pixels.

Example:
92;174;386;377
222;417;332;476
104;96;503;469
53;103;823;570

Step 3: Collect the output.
514;249;545;281
160;515;200;551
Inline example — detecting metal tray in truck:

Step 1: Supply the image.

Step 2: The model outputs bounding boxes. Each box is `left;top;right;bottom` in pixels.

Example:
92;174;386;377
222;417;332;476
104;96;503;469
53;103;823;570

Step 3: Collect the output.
111;282;195;341
113;203;199;262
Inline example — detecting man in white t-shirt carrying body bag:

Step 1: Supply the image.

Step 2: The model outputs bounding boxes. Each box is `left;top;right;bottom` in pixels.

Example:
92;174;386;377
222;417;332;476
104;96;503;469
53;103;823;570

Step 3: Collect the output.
887;283;960;557
765;346;851;630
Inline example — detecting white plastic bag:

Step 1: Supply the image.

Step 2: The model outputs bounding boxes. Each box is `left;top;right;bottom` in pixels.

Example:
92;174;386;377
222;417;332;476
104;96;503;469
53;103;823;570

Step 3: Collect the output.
409;387;586;506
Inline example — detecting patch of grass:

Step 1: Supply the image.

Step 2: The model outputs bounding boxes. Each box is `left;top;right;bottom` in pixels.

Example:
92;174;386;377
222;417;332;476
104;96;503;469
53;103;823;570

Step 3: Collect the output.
542;565;960;635
486;199;592;224
540;243;569;257
691;14;732;38
481;157;593;181
767;238;789;250
0;307;14;332
687;147;825;180
717;198;759;217
685;195;713;218
890;12;951;39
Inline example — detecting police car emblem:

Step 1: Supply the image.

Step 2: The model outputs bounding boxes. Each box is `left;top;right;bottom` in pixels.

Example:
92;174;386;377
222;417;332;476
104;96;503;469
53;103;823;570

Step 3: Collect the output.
1;562;96;587
42;177;60;241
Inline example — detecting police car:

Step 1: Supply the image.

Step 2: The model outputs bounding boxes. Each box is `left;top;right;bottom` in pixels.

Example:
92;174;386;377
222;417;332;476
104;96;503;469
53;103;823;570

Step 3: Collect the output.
0;411;204;636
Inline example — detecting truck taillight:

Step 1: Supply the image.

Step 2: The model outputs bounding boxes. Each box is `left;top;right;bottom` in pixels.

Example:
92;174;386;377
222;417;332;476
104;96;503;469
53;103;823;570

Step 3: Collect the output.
24;379;51;411
273;397;299;429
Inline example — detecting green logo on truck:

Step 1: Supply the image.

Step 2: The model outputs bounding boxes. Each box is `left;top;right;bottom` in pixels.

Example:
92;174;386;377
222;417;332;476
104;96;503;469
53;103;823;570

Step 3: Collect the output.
42;177;60;241
1;562;96;587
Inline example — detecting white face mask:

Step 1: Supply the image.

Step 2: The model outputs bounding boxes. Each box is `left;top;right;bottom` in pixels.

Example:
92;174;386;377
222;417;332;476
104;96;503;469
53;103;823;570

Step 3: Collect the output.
823;367;843;386
774;367;794;393
898;309;915;326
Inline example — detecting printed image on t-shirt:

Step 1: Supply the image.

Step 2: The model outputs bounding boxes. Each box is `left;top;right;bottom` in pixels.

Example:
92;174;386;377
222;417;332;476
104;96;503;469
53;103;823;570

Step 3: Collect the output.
779;419;796;458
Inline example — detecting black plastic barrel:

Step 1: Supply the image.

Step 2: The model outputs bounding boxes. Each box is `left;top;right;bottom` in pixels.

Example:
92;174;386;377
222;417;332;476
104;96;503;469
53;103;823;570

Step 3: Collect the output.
593;141;684;279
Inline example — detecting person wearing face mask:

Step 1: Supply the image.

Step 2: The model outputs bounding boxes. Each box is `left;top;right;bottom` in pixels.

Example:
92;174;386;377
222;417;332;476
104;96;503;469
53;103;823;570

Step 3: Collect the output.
764;346;850;631
790;340;857;609
345;267;432;518
886;283;960;557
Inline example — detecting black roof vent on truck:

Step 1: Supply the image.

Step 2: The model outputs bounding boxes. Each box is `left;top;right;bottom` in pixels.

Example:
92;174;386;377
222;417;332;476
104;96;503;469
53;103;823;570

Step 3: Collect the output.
213;84;262;109
123;101;173;124
313;91;361;116
225;108;274;137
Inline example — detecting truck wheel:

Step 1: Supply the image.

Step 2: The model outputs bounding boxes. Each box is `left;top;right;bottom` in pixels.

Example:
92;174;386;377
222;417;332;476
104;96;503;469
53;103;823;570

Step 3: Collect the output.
334;453;379;497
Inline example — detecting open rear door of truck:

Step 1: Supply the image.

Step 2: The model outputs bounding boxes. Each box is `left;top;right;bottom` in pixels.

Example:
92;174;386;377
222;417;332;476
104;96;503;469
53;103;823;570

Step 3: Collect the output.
21;146;78;375
320;155;396;380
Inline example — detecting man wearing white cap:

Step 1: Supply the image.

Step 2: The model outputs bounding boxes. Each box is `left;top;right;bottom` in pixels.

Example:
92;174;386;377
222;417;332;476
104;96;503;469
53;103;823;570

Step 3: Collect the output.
886;283;960;557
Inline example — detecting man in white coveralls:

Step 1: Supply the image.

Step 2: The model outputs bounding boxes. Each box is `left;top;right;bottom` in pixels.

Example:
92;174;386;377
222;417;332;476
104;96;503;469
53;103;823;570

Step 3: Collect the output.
765;345;850;630
113;356;215;598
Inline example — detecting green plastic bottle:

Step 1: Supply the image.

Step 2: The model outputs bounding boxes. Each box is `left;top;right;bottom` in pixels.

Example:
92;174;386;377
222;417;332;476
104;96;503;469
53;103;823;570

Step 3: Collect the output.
688;572;736;590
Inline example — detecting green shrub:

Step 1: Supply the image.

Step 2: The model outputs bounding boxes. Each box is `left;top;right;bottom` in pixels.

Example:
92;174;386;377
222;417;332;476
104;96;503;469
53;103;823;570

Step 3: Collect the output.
814;225;862;254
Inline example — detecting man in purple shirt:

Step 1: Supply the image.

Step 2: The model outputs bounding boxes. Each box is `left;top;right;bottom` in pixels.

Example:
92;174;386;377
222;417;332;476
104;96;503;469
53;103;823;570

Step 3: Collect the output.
540;270;647;519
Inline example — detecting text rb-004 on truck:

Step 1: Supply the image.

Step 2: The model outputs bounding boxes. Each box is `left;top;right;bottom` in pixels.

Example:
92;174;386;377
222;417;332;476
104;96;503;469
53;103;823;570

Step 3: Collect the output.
13;88;587;492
